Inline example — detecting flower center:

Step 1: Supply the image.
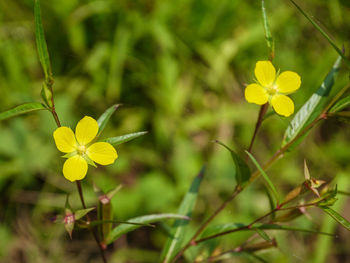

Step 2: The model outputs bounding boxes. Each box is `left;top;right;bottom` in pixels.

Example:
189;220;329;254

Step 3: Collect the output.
77;145;86;155
266;84;278;96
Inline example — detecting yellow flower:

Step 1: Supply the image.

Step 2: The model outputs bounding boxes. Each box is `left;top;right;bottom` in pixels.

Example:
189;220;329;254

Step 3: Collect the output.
53;116;118;182
245;61;301;117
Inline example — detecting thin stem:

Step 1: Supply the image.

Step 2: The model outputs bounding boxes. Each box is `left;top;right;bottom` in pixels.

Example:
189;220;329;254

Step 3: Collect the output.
247;103;269;155
76;181;108;263
195;201;319;244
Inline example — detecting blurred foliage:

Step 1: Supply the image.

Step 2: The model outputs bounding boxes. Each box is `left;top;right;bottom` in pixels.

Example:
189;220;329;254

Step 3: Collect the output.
1;0;350;262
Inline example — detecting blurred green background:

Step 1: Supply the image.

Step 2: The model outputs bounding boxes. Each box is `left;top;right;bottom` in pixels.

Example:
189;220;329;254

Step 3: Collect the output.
1;0;350;262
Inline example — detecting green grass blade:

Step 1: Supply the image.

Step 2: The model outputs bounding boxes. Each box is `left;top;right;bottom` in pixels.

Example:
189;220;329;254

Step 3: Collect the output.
245;151;279;204
160;167;205;263
105;214;190;245
320;207;350;232
34;0;52;80
103;131;148;146
97;104;121;135
282;56;342;146
0;103;47;121
261;0;274;60
289;0;350;69
216;140;250;187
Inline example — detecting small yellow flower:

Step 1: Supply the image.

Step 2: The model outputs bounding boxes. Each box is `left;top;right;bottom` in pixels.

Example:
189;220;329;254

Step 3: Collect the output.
245;61;301;117
53;116;118;182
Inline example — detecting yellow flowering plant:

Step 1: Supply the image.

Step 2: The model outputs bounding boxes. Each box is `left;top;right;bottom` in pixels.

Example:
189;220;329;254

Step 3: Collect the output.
1;1;350;262
53;116;118;182
245;60;301;117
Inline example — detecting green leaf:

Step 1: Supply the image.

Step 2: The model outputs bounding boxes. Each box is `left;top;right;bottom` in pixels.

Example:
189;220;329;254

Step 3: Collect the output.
201;223;333;240
75;207;95;221
282;56;342;146
97;104;121;135
215;140;250;187
320;207;350;232
261;0;274;60
160;167;205;263
245;151;279;204
289;0;350;69
330;95;350;113
105;213;189;245
103;131;148;146
34;0;52;79
0;103;47;121
254;228;271;242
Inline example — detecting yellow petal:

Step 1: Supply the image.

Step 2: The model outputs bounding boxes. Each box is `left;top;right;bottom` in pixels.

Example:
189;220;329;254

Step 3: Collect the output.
255;61;276;87
245;83;269;105
271;94;294;117
87;142;118;165
63;155;88;182
75;116;99;146
53;127;77;153
276;71;301;94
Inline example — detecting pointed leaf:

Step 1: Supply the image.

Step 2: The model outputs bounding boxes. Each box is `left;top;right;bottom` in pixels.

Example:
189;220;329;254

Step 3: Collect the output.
320;207;350;232
215;141;250;187
245;151;279;204
282;56;341;146
330;95;350;113
254;228;271;242
105;213;189;245
261;0;274;60
97;104;121;135
103;131;148;146
160;167;205;263
0;103;47;121
106;184;123;200
34;0;52;79
289;0;350;68
75;207;95;220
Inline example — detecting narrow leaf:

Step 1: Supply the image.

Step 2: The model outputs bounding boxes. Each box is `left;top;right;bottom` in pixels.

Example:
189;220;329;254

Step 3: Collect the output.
320;207;350;232
245;151;279;204
34;0;52;79
97;104;121;135
330;95;350;113
0;103;47;121
261;0;274;60
282;56;341;146
75;207;95;220
289;0;350;68
103;131;148;146
105;213;189;245
160;167;205;263
215;140;250;187
254;228;271;242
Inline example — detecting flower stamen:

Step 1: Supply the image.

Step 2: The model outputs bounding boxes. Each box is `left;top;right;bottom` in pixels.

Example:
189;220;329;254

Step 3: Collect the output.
76;145;86;155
